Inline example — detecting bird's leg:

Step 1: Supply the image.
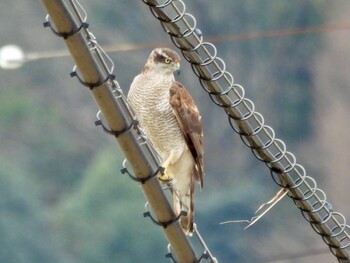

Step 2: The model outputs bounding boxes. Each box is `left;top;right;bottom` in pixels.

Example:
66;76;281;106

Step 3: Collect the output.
158;151;176;183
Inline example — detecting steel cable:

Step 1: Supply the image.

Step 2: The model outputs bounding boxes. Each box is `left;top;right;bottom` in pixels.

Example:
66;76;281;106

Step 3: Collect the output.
141;0;350;261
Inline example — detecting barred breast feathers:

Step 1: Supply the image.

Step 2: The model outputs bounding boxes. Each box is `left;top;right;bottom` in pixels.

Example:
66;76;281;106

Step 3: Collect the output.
128;72;186;162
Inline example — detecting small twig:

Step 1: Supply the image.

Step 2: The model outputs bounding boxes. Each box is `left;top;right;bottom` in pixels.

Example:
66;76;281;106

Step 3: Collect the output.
220;188;289;229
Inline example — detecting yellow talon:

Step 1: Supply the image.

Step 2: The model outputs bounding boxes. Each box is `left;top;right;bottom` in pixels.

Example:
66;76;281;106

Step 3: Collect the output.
158;166;174;182
158;151;176;183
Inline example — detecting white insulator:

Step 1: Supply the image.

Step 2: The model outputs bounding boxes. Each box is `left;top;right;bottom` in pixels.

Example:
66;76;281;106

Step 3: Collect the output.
0;45;25;69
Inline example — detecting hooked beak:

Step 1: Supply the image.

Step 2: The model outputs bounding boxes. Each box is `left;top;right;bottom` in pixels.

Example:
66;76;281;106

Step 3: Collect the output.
175;62;181;76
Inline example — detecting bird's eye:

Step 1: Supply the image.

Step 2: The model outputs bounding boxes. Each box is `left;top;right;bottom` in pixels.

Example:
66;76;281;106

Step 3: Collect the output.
164;58;171;64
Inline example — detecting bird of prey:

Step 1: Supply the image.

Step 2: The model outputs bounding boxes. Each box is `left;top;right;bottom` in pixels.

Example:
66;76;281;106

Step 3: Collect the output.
127;48;204;234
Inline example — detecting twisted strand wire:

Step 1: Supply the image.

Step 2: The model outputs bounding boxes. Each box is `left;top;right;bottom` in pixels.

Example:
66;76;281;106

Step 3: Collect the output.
142;0;350;261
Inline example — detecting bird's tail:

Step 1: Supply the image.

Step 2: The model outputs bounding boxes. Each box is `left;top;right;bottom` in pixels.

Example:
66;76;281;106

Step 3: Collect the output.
173;173;195;235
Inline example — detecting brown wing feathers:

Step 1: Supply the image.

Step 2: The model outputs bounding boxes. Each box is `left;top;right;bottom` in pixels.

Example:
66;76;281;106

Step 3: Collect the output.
169;82;204;188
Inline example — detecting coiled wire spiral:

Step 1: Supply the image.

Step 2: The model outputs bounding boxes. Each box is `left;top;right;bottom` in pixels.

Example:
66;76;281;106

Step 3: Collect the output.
142;0;350;261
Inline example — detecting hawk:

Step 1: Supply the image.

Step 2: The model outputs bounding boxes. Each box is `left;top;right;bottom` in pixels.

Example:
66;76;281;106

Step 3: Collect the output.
127;48;204;234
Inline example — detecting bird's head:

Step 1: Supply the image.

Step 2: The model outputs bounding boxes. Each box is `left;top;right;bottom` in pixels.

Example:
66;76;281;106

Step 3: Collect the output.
143;48;181;75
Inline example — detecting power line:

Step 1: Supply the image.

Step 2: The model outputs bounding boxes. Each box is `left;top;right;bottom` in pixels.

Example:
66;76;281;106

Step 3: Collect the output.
260;248;329;263
206;23;350;43
103;23;350;52
1;22;350;69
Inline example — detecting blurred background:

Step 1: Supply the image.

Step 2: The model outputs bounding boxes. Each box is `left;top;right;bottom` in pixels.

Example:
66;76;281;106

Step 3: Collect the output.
1;0;350;262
